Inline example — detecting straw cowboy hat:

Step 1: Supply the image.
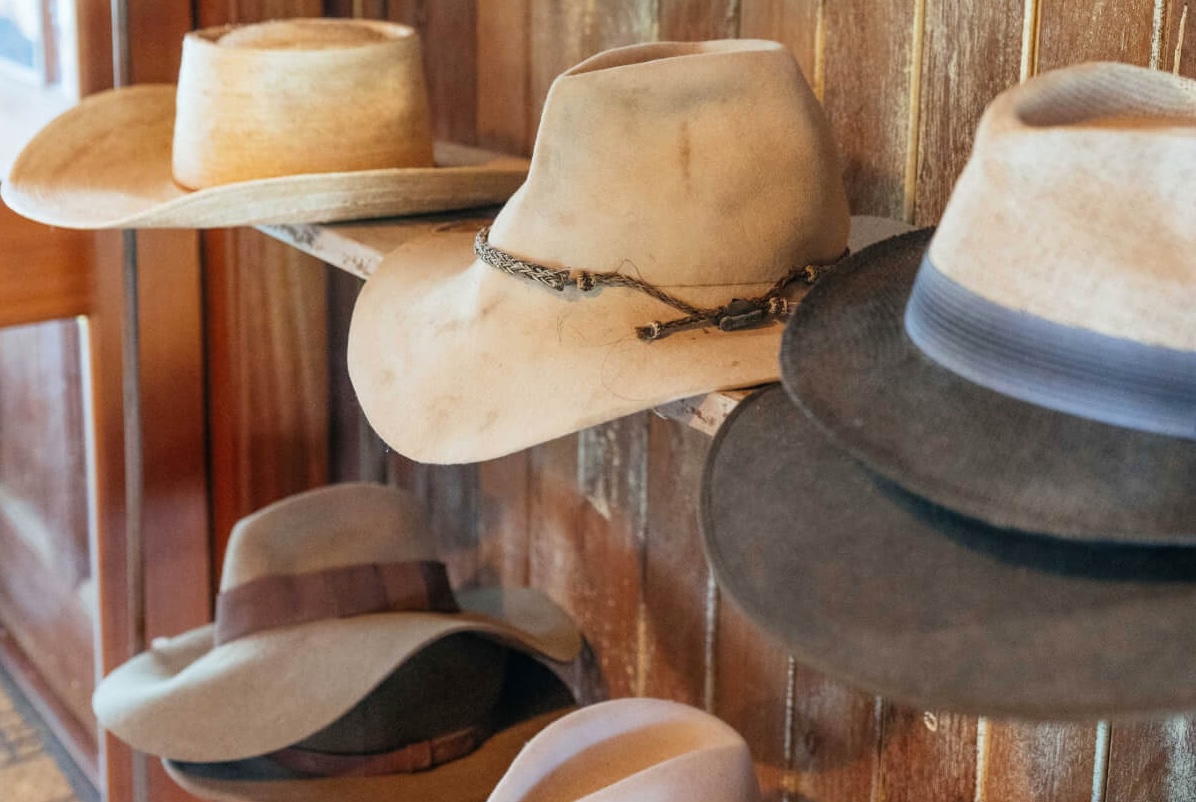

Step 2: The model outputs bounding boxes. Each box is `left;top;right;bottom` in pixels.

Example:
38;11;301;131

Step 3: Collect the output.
701;64;1196;717
92;483;581;769
785;62;1194;544
1;18;528;228
484;699;761;802
347;39;851;464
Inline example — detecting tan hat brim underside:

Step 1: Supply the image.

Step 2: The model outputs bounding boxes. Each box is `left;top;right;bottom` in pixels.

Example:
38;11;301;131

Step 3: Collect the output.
1;85;528;229
92;587;580;762
346;230;795;464
162;708;573;802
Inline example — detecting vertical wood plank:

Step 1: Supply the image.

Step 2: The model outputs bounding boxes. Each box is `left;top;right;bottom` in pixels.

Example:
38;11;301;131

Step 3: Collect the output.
712;596;794;801
821;0;918;217
388;0;479;144
659;0;740;39
206;230;329;568
739;0;821;94
1106;718;1196;802
913;0;1023;223
476;0;533;155
1164;1;1196;75
982;722;1097;802
527;419;648;704
640;418;709;706
1037;0;1157;69
875;707;977;802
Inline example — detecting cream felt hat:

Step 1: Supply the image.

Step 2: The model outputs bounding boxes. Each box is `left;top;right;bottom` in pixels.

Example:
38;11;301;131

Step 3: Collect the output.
346;39;851;464
483;698;761;802
1;19;528;228
785;63;1195;543
91;483;581;764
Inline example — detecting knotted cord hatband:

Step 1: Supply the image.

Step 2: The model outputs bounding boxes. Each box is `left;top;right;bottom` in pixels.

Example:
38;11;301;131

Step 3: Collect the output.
474;226;840;341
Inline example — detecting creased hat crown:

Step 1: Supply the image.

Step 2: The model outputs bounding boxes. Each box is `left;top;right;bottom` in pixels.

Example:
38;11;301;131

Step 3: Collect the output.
928;62;1196;351
219;483;435;592
172;18;434;190
486;40;849;305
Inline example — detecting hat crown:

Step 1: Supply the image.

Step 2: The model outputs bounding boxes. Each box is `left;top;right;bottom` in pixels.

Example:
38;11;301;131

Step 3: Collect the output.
927;62;1196;351
487;699;760;802
487;40;850;303
218;483;436;592
172;19;434;190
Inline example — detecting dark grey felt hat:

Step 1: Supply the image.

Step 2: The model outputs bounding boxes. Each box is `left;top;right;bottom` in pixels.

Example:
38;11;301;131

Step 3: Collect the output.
781;224;1194;544
700;384;1196;718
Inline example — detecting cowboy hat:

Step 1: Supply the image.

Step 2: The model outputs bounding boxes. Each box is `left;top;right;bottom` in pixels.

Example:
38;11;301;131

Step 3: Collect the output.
346;39;851;464
701;381;1196;719
484;698;761;802
785;63;1195;544
1;18;528;228
92;483;581;764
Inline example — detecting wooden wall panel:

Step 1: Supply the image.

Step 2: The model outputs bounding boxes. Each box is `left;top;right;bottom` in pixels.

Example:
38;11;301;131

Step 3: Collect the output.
388;0;479;144
982;721;1097;802
821;0;917;218
205;230;329;568
1107;718;1196;801
1037;0;1157;70
913;0;1023;223
476;0;534;155
1164;1;1196;74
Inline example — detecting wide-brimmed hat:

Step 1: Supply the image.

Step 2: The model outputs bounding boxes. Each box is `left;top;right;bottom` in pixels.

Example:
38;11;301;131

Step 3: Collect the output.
92;483;581;763
484;698;760;802
1;19;528;228
701;383;1196;719
161;653;575;802
785;63;1194;544
346;39;851;464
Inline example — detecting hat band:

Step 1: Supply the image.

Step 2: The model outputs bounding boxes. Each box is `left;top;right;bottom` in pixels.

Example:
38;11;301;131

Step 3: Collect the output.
265;723;485;777
214;561;459;645
905;257;1196;439
474;226;824;341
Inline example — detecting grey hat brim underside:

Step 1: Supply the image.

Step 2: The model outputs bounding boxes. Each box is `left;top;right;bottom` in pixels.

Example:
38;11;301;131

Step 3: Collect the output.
780;228;1195;544
700;385;1196;719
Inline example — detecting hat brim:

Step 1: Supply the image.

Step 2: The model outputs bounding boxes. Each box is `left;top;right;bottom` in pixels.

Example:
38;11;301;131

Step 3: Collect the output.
0;85;529;229
701;385;1196;719
92;586;581;762
346;217;914;464
161;649;576;802
781;228;1196;543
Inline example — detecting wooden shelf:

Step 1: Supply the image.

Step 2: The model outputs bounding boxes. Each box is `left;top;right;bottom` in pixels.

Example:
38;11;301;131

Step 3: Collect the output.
258;212;751;435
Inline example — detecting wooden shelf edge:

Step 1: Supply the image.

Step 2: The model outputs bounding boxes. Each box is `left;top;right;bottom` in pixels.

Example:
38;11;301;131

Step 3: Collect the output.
257;209;752;436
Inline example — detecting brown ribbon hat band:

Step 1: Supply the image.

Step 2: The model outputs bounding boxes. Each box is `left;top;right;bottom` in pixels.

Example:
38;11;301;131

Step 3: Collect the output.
214;560;459;645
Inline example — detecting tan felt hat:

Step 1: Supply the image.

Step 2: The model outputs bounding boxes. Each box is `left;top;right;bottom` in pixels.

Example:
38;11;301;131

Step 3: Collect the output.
162;710;571;802
92;483;581;763
484;698;761;802
347;39;851;464
1;19;528;228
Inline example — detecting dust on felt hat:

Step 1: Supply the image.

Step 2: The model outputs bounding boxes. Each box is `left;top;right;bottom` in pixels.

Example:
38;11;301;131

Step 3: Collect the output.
346;39;851;464
2;18;528;228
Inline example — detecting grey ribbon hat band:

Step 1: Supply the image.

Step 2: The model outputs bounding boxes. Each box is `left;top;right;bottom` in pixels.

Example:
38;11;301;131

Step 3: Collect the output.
905;257;1196;440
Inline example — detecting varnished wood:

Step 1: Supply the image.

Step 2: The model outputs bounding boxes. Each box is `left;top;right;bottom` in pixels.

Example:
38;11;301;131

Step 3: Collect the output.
1037;0;1157;70
913;0;1023;223
982;721;1097;802
0;203;92;328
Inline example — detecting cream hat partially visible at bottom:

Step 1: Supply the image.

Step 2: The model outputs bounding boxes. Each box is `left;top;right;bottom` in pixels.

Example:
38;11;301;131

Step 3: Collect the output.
485;699;761;802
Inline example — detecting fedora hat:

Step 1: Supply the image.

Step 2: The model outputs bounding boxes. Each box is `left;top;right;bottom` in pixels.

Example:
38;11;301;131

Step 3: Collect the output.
161;654;575;802
484;698;761;802
785;63;1195;544
1;18;528;228
92;482;581;765
346;39;851;464
701;381;1196;719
